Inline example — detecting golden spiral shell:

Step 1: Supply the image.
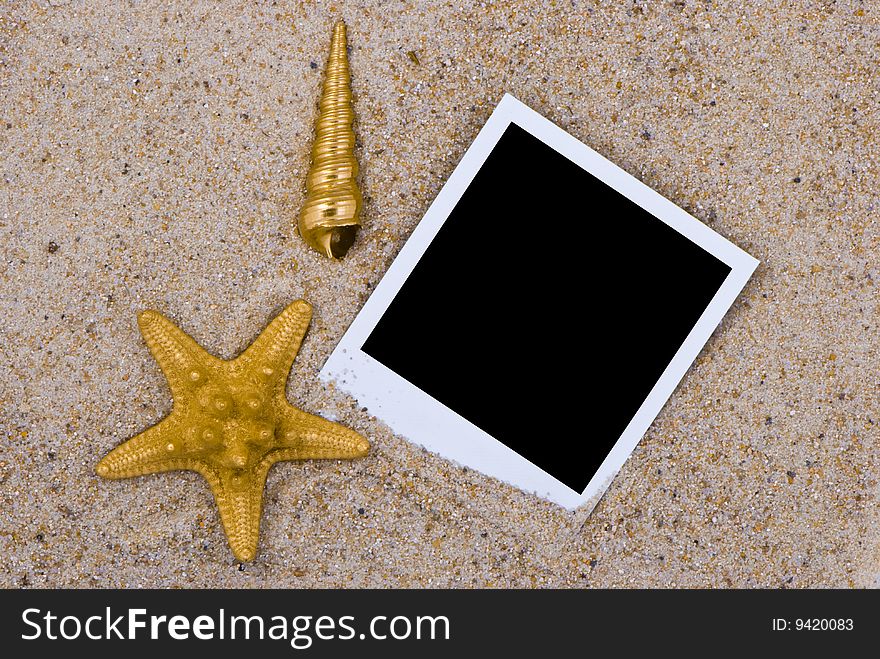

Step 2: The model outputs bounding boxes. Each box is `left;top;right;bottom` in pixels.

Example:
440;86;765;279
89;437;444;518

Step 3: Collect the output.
298;21;362;259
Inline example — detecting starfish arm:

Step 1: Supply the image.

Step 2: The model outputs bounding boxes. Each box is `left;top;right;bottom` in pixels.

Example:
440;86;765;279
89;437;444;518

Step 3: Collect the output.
275;405;370;460
232;300;312;388
197;459;271;562
96;416;195;479
137;310;223;399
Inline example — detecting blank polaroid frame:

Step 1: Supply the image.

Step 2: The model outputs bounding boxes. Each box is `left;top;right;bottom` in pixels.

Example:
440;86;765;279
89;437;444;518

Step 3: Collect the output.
321;94;758;510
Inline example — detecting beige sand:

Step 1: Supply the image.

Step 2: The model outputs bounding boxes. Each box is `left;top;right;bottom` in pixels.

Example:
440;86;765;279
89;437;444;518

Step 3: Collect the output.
1;0;877;588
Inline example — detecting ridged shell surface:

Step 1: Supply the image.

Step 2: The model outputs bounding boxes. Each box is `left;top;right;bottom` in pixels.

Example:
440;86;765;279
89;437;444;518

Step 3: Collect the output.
298;21;362;258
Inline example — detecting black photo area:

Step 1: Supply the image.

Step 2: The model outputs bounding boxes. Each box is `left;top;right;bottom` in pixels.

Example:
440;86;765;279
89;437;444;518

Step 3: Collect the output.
362;124;731;492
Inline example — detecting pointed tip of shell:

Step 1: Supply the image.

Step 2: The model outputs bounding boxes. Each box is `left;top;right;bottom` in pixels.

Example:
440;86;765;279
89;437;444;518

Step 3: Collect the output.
330;21;346;53
330;21;348;61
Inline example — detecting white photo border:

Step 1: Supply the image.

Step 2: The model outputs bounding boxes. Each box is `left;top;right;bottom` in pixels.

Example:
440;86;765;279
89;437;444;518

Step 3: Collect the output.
320;93;759;510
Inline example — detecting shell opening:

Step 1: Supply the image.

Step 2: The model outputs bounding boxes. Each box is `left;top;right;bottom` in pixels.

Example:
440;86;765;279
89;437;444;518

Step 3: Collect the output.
327;226;358;259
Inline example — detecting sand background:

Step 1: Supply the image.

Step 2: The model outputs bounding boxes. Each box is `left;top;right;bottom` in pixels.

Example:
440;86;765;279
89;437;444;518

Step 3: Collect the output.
1;0;878;587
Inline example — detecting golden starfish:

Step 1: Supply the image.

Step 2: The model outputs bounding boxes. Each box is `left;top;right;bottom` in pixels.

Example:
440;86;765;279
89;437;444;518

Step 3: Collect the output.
96;299;369;562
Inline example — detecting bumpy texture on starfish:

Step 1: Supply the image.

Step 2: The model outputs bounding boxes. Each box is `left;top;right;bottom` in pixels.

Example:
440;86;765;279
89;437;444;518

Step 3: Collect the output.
96;299;369;562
